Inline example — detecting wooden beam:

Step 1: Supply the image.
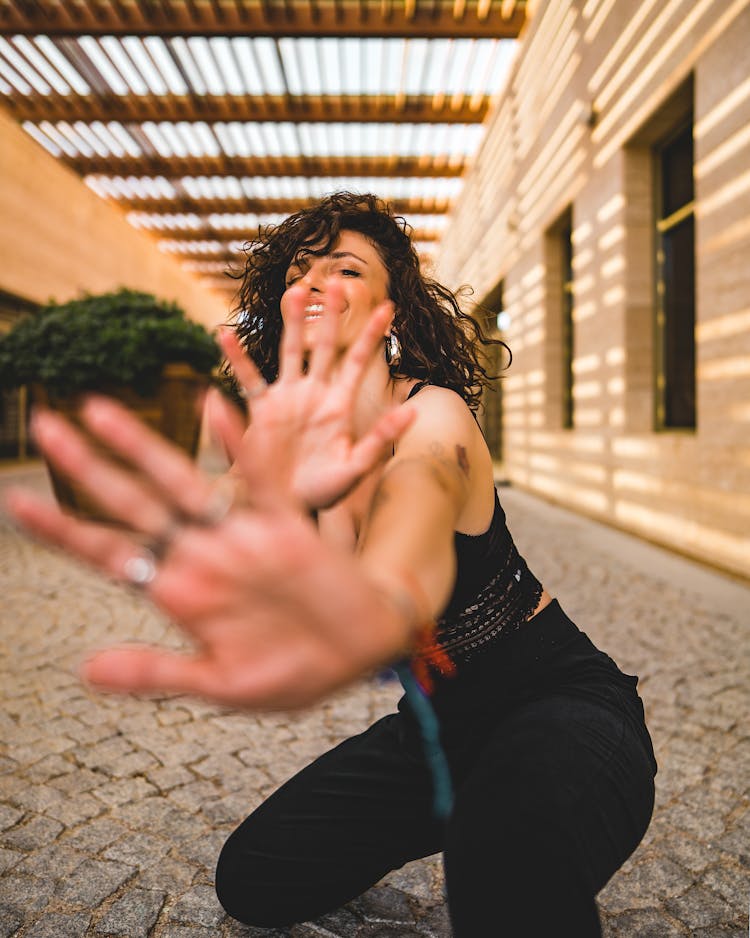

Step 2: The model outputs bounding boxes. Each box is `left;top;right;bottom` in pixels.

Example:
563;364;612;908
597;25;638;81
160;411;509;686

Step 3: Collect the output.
70;154;465;178
1;1;526;37
154;226;443;242
118;195;453;213
7;93;490;125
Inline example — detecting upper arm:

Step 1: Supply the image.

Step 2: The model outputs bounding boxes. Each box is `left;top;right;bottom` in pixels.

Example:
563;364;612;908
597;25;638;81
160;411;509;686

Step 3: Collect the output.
357;388;478;617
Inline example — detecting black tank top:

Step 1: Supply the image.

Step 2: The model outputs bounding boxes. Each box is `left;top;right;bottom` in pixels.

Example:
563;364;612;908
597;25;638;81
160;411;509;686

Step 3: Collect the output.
404;383;543;681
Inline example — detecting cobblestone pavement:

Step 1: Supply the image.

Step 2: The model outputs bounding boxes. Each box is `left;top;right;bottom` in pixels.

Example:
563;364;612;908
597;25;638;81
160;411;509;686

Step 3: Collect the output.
0;462;748;937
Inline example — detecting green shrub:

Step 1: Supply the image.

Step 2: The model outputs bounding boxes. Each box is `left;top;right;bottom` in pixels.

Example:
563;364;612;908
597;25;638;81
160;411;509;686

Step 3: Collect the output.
0;288;220;397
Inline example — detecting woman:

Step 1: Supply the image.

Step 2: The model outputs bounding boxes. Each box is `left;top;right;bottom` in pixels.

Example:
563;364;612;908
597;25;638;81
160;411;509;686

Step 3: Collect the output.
6;193;656;936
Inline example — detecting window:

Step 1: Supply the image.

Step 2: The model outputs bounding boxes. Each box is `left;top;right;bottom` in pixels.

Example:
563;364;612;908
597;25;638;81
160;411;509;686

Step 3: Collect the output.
655;121;696;429
543;206;574;430
560;210;574;429
479;279;505;462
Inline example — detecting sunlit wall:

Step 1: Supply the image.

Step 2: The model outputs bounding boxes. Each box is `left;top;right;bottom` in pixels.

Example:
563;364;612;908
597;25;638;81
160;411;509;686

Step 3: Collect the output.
0;107;229;328
439;0;750;580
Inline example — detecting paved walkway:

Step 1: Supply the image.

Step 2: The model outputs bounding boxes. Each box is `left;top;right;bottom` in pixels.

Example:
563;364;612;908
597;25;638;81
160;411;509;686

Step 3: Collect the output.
0;462;748;937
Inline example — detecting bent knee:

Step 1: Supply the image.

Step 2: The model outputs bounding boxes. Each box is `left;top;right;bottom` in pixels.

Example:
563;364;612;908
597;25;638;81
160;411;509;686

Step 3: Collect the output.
216;833;323;927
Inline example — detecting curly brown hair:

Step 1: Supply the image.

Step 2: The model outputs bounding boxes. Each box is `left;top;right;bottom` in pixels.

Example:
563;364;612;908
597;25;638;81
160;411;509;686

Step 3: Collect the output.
231;192;507;412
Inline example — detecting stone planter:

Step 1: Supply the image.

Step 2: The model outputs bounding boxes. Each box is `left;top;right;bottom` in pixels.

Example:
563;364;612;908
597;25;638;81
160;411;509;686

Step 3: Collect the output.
34;363;210;520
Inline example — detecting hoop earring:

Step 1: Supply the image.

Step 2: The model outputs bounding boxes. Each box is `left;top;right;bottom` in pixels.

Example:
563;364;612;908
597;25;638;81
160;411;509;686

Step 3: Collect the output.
385;331;402;368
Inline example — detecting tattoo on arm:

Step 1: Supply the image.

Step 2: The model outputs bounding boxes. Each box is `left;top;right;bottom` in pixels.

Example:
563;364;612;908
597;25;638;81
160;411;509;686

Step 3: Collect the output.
455;445;470;478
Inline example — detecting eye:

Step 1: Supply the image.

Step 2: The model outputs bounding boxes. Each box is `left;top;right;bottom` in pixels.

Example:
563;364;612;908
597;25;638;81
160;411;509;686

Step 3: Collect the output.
340;268;361;278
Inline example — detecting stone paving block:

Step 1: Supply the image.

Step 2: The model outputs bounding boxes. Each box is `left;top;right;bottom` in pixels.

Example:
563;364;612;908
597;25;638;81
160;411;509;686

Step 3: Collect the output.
146;765;195;793
223;923;290;937
716;825;750;865
2;814;63;851
606;906;689;936
94;886;165;937
381;857;442;902
44;791;105;826
24;753;75;784
167;780;220;812
64;818;129;854
77;736;135;775
651;832;721;873
92;775;159;808
0;847;22;875
691;929;748;938
49;766;106;795
415;903;453;938
0;904;22;936
172;828;227;871
0;756;19;775
8;783;67;815
169;883;226;927
0;872;55;916
156;705;193;726
305;908;364;935
54;857;134;907
24;911;93;937
15;842;86;880
160;926;217;938
702;862;750;907
102;830;171;869
0;806;25;835
201;791;262;827
135;855;196;893
350;886;417;924
665;884;741;930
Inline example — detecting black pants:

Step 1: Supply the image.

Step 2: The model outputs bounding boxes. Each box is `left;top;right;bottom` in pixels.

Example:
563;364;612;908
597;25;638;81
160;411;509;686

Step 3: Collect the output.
215;601;657;936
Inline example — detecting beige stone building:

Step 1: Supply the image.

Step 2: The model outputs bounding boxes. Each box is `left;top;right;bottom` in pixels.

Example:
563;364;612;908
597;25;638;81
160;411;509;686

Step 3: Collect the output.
438;0;750;580
0;107;229;329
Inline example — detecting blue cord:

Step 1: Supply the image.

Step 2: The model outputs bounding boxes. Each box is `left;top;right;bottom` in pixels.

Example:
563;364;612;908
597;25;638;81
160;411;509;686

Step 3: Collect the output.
394;661;454;821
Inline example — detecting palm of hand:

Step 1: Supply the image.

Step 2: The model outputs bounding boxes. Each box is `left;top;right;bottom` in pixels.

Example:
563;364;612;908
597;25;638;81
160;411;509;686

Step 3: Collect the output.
220;285;413;511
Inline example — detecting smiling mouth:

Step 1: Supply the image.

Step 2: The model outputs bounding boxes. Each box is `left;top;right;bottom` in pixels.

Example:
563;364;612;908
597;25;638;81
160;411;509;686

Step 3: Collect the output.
304;303;324;321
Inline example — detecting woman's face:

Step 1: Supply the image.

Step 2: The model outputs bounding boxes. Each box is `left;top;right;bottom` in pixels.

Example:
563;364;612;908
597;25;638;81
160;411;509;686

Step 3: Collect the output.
280;230;391;352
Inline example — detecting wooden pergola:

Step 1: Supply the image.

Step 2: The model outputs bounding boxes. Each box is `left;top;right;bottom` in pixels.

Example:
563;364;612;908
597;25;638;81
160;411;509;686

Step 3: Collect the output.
0;1;528;293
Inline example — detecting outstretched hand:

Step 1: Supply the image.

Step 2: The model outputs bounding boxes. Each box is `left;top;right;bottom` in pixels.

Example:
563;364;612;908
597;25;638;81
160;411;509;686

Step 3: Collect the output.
216;282;415;511
4;401;413;709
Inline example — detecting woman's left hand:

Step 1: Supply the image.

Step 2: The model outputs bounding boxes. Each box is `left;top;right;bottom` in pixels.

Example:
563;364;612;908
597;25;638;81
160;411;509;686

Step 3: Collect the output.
4;402;413;709
216;282;414;512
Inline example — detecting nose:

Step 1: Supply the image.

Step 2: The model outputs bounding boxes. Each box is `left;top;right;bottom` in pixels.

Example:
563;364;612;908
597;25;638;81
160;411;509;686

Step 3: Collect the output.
298;260;327;292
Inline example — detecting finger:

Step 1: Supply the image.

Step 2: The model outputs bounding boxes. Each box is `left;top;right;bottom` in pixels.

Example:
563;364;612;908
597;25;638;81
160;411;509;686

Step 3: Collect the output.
278;284;306;380
308;280;345;380
349;404;416;475
219;329;266;411
5;486;145;581
32;408;176;535
79;397;219;522
82;646;219;697
337;301;394;397
205;387;245;464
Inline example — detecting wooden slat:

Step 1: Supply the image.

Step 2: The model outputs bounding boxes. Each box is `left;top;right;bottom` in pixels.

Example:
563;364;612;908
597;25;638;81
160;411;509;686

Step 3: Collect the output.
119;195;453;213
5;93;490;125
1;1;526;37
69;154;465;177
154;225;443;242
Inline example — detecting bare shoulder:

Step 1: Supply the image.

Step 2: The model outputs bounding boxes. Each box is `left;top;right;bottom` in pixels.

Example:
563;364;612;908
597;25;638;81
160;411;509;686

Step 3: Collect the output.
399;385;478;440
394;385;495;531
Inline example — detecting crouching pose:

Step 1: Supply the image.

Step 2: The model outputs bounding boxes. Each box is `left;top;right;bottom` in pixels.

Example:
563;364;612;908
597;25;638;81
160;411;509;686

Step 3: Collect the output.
7;193;656;937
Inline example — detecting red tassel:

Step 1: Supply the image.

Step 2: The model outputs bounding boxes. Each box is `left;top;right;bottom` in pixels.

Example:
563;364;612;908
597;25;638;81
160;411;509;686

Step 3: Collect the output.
411;624;456;694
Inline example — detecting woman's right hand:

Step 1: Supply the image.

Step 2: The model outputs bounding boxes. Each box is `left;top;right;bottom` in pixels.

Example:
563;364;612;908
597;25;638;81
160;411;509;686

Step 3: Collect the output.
5;402;415;710
214;283;414;513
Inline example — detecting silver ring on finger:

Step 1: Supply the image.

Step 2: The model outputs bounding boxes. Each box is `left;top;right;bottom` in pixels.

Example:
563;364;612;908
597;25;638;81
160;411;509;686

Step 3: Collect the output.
145;518;182;560
123;548;158;589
